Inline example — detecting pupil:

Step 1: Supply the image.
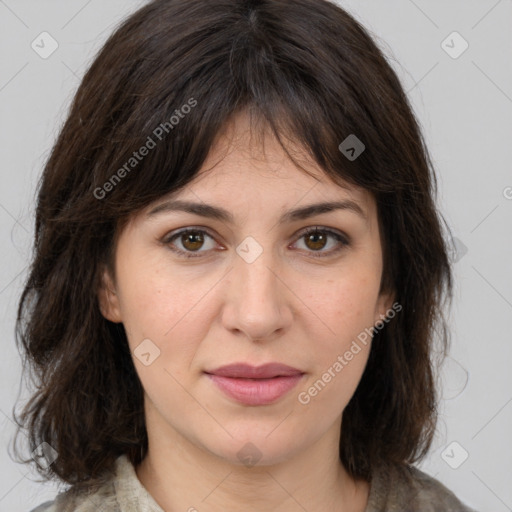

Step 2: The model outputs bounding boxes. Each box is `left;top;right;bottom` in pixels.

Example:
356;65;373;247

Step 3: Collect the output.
183;232;203;250
307;232;326;250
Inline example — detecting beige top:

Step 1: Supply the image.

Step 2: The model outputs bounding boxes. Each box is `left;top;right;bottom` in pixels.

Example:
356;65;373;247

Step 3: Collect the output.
30;454;477;512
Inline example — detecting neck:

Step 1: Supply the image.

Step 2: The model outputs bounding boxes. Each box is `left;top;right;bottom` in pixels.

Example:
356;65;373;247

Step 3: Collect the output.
135;407;369;512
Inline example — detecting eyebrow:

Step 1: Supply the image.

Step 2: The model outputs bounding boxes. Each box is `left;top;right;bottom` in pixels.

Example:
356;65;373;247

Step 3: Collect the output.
147;199;367;224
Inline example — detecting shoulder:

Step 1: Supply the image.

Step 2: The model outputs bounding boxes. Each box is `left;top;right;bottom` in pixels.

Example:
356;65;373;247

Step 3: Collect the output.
28;454;163;512
28;483;120;512
29;501;58;512
366;462;478;512
28;462;119;512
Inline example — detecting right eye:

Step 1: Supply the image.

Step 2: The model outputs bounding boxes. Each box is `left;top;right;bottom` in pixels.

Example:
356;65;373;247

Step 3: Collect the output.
163;228;222;258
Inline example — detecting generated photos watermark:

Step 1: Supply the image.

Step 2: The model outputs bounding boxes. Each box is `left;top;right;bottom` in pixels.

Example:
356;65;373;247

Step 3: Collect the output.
297;301;402;405
93;97;197;200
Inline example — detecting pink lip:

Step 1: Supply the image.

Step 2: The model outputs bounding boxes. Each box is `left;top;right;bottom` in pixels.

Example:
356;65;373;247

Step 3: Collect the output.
205;363;305;406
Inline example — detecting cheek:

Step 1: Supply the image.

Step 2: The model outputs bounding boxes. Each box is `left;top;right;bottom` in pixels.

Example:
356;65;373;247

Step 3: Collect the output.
117;272;207;406
116;251;195;333
300;270;381;346
296;276;376;412
116;259;218;377
294;269;380;403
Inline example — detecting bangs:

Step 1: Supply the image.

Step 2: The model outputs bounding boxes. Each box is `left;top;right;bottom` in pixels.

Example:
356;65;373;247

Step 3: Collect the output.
83;0;408;226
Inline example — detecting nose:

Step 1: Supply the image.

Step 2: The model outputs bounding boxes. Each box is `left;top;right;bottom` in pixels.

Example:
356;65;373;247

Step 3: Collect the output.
220;245;293;342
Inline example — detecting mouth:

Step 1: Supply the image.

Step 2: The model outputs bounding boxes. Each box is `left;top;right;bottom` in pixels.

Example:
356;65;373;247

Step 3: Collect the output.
204;362;305;406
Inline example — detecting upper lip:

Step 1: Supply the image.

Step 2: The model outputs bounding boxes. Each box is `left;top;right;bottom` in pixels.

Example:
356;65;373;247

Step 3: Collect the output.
205;363;304;379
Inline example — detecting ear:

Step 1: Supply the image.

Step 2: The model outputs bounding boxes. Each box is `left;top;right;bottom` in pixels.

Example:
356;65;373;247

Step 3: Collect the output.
97;265;123;323
373;289;396;325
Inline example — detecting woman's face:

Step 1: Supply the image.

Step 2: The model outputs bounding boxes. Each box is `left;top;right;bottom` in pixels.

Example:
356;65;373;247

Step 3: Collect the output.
99;112;393;467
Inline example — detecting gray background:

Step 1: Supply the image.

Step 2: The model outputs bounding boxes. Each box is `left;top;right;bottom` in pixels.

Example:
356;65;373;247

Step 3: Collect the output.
1;0;511;510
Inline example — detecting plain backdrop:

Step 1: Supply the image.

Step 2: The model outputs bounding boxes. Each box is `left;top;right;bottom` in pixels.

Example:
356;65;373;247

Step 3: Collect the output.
1;1;511;510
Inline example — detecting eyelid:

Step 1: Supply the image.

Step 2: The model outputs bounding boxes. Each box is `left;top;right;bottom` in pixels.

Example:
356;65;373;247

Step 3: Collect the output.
162;225;350;259
293;226;350;245
162;226;223;257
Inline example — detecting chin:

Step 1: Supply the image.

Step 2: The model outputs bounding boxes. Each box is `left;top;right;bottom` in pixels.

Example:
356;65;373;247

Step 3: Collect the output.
203;429;304;468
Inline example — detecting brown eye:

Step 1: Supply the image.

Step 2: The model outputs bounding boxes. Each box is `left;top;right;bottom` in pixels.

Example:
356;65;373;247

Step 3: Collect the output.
164;226;348;260
293;227;349;257
304;230;328;251
181;231;205;251
164;228;218;258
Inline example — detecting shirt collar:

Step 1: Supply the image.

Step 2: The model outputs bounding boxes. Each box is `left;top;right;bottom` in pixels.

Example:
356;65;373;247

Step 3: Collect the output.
113;454;165;511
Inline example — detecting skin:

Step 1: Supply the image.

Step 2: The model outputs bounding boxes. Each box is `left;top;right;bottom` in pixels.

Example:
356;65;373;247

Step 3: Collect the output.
98;110;393;512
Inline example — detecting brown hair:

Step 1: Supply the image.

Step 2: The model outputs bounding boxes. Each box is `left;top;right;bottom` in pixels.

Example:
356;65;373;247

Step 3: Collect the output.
12;0;452;490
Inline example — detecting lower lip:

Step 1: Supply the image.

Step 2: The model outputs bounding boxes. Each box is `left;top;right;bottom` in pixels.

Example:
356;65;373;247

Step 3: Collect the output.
206;373;304;406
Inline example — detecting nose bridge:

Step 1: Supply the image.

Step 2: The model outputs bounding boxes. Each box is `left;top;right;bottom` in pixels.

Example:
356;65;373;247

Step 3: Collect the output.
223;235;291;340
235;235;279;304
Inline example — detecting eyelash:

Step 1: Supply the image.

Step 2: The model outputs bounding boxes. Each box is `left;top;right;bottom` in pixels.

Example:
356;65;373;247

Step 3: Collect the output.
162;226;350;259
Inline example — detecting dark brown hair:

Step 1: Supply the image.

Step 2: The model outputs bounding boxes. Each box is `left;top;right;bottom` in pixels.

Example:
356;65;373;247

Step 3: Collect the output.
12;0;452;490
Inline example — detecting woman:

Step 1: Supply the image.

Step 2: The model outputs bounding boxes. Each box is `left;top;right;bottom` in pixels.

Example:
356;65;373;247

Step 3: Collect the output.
15;0;477;510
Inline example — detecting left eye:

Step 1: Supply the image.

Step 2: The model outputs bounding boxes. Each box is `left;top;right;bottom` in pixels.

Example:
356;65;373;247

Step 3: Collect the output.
163;227;349;259
292;227;349;257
